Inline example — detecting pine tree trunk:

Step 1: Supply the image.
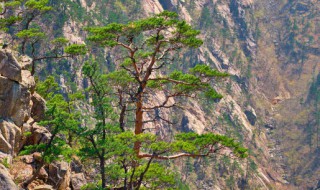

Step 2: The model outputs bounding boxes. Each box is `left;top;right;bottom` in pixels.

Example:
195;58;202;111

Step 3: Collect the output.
134;98;143;156
100;157;106;188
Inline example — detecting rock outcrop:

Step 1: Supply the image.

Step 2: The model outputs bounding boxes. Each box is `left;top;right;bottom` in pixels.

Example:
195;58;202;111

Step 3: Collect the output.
0;164;18;190
31;93;46;122
26;123;51;146
0;50;22;82
71;173;87;190
47;161;71;190
0;75;31;127
0;49;88;190
0;120;21;155
0;50;57;189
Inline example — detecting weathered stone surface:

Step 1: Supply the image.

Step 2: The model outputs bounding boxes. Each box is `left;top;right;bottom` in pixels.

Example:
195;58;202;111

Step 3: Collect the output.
26;123;51;145
0;164;18;190
21;70;36;91
10;158;33;184
0;50;22;82
71;156;83;173
0;120;21;155
31;92;46;122
0;76;31;126
33;152;42;162
48;161;71;190
19;55;32;70
20;122;32;150
71;173;87;190
38;167;48;181
33;185;54;190
21;154;34;164
0;133;11;154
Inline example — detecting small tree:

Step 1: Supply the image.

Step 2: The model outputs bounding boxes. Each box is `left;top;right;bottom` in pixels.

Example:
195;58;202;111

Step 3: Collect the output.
82;11;247;189
1;0;86;75
20;76;82;188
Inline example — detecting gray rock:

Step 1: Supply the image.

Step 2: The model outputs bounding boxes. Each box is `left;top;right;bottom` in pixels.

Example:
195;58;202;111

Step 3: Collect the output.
31;92;46;122
0;76;31;127
19;55;32;70
0;50;22;82
71;173;87;190
0;164;18;190
71;156;83;173
48;161;71;190
21;70;35;91
26;123;51;145
0;120;21;155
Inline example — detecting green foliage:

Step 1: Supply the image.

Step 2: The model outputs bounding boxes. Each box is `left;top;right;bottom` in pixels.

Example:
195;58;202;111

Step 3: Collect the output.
25;0;52;12
16;28;46;42
35;76;60;99
21;76;82;165
1;157;10;168
0;0;52;32
51;37;69;47
64;44;87;55
189;65;229;77
86;10;202;48
80;11;247;189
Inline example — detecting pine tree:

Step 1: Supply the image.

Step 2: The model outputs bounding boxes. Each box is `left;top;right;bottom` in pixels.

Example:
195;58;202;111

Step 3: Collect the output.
81;11;248;189
1;0;86;75
20;76;82;188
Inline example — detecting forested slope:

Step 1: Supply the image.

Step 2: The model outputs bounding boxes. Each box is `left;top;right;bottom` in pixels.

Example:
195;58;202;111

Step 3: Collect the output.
0;0;319;189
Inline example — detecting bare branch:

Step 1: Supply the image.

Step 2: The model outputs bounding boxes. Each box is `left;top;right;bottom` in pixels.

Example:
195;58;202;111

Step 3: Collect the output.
148;77;199;86
138;146;226;160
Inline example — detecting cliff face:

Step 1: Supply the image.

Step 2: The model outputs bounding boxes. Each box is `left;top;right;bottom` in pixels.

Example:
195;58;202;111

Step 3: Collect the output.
0;50;87;190
0;50;36;189
250;0;320;188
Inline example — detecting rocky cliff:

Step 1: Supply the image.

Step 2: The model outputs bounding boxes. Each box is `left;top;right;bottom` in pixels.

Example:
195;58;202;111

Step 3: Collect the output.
0;50;87;190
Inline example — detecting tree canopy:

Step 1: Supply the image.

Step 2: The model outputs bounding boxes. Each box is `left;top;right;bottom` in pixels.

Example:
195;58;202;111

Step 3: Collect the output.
80;10;247;189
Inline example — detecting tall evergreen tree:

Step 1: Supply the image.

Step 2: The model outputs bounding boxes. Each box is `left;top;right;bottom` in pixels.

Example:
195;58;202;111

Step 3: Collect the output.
81;11;248;189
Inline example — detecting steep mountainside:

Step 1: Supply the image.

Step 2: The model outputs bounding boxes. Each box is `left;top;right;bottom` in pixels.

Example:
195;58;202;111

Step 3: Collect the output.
59;0;320;189
0;0;319;189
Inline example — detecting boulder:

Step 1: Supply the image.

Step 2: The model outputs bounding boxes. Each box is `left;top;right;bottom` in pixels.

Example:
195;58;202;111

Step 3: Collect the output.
21;154;34;164
47;161;71;190
0;120;21;155
9;158;33;184
71;173;87;190
33;185;54;190
0;49;22;82
31;93;46;122
38;167;48;181
21;70;36;91
20;122;32;150
71;156;83;173
0;164;18;190
26;123;51;145
19;55;32;70
0;76;31;126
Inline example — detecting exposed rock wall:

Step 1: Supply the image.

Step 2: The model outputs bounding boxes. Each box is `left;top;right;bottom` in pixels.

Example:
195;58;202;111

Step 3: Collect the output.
0;49;87;190
0;164;18;190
